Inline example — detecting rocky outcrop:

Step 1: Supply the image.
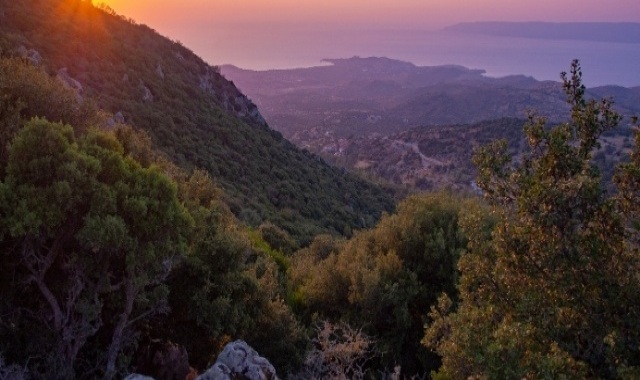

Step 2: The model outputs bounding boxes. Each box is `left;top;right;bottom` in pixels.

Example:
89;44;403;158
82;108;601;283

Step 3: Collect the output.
156;63;165;79
124;375;155;380
105;111;125;128
17;45;42;66
199;65;267;127
196;340;278;380
56;68;83;100
140;80;154;102
199;66;218;96
127;340;277;380
115;111;125;124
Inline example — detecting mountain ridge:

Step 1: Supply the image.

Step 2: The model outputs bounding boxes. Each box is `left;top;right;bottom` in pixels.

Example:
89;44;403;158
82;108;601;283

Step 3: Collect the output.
0;0;395;243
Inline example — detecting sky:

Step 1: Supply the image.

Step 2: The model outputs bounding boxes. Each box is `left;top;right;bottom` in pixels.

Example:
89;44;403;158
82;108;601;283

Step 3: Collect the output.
101;0;640;31
97;1;640;85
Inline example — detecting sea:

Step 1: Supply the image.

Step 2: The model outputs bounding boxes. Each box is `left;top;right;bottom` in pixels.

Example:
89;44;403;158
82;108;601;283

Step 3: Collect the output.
197;27;640;87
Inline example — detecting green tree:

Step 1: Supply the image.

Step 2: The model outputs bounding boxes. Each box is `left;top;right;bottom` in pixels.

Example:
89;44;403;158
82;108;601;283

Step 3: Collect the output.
289;193;471;376
425;60;640;379
0;119;191;378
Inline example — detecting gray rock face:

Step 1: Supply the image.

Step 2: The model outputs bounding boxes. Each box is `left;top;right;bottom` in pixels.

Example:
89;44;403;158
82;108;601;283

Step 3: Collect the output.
115;111;125;124
105;111;125;128
199;66;218;96
17;45;42;66
197;340;278;380
156;63;165;79
56;68;83;101
140;81;154;102
124;375;155;380
127;340;277;380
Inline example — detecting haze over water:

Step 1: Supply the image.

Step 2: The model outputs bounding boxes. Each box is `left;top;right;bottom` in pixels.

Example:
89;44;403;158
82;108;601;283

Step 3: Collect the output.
103;0;640;87
201;27;640;87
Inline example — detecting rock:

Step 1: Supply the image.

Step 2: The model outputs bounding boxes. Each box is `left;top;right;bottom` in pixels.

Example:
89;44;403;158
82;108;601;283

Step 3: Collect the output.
196;363;231;380
115;111;125;124
140;80;154;102
56;68;84;101
199;66;218;96
17;45;42;66
156;63;165;79
197;340;278;380
124;375;155;380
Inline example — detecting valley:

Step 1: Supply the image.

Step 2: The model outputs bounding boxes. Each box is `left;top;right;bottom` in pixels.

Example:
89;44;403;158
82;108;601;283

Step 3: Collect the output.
223;57;640;190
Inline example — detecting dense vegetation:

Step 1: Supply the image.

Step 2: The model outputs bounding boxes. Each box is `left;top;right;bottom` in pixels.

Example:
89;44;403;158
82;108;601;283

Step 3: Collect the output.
425;61;640;378
0;1;638;379
0;0;394;245
0;57;309;378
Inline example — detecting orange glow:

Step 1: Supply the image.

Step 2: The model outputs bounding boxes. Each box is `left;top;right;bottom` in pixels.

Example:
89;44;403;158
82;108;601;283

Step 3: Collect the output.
96;0;640;32
52;0;107;36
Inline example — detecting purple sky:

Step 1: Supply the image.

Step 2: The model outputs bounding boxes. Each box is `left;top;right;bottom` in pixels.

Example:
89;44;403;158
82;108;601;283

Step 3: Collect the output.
100;0;640;84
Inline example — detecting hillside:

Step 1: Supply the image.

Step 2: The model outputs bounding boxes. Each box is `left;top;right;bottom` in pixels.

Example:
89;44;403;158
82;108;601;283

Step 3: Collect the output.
0;0;394;243
334;118;527;190
222;57;640;149
222;57;639;190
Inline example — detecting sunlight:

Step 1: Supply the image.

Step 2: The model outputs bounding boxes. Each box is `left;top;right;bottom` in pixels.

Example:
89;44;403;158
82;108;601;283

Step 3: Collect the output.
51;0;108;34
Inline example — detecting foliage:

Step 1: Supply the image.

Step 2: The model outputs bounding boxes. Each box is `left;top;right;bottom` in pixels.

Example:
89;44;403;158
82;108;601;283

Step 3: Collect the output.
0;57;96;171
289;193;473;376
257;222;298;255
425;60;640;379
0;118;191;378
291;321;376;380
0;56;308;378
0;0;395;244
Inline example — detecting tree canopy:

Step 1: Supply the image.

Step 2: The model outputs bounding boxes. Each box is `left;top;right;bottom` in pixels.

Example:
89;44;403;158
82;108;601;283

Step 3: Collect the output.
425;60;640;379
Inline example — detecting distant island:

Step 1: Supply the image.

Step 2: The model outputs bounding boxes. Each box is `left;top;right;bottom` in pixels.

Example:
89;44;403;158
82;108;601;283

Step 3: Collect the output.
444;22;640;44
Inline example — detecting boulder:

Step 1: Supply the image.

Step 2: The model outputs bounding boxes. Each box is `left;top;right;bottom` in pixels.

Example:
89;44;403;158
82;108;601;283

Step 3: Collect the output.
124;375;155;380
156;63;165;79
140;81;154;102
115;111;125;124
17;45;42;66
56;68;84;101
197;340;278;380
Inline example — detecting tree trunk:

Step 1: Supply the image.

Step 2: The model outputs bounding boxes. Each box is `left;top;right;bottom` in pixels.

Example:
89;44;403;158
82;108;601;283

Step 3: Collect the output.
104;273;136;380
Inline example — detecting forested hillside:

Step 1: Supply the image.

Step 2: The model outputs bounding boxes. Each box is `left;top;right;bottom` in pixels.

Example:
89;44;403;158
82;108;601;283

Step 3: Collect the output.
0;0;394;244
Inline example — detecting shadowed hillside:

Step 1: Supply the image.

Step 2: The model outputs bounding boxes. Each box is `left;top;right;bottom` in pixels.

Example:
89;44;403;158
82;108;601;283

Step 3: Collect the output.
0;0;395;243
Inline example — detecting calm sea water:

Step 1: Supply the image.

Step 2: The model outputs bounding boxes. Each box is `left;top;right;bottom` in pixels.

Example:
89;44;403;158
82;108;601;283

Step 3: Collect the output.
198;28;640;87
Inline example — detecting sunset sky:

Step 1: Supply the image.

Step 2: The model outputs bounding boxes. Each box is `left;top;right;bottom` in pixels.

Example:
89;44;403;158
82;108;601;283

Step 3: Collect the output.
101;0;640;31
97;0;640;84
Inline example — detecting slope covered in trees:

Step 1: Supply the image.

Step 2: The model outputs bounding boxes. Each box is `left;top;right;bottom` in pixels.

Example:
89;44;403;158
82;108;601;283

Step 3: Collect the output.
0;0;394;245
0;56;310;378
